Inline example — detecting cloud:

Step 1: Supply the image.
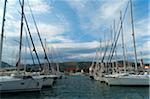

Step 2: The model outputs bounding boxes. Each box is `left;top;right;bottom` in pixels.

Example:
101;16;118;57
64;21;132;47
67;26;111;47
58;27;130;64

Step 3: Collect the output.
35;23;66;36
66;0;129;39
66;0;88;12
49;41;97;49
99;0;128;20
5;0;51;14
28;22;71;43
138;40;150;53
49;40;110;49
48;36;74;43
24;0;52;14
67;52;96;59
89;0;128;32
2;15;70;43
135;18;149;37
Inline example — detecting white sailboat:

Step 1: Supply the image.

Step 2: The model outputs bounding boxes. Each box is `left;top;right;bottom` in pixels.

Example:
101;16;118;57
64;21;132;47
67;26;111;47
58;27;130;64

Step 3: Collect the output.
89;48;100;80
0;74;43;93
105;73;150;86
89;40;107;82
0;0;45;93
105;0;150;86
89;53;96;79
23;1;56;87
32;73;54;87
49;46;63;79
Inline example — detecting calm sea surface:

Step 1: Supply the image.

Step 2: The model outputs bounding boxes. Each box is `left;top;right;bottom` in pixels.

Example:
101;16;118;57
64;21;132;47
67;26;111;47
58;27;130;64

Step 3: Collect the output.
1;75;149;99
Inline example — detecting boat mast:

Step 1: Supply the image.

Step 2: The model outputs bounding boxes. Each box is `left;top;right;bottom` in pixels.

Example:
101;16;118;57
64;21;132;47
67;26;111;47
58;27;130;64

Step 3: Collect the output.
16;0;24;72
140;51;144;73
96;39;101;75
0;0;7;67
44;38;50;74
110;26;115;74
120;11;126;73
89;48;97;75
54;48;60;73
113;20;118;73
93;48;98;76
130;0;138;72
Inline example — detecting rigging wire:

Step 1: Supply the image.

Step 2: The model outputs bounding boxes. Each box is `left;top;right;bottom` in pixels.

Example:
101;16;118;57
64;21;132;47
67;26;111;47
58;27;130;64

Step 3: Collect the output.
24;27;36;66
26;0;51;68
109;1;130;62
18;0;42;70
24;14;42;70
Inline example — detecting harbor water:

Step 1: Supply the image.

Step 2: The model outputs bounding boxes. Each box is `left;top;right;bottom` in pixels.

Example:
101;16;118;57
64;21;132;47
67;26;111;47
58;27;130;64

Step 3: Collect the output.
1;75;149;99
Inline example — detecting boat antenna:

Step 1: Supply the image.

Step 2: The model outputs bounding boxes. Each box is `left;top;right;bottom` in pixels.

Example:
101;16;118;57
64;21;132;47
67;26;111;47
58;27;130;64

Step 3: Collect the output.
0;0;7;67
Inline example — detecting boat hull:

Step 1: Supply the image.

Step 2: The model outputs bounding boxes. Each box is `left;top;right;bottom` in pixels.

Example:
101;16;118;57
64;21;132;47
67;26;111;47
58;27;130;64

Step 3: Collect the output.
105;75;150;86
37;75;54;87
0;76;43;93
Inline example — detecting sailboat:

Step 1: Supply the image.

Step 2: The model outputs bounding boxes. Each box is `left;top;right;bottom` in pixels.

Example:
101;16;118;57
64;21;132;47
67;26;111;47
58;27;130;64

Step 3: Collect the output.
0;74;43;93
104;0;150;86
49;46;63;79
89;39;108;82
105;73;150;86
89;46;101;80
22;1;55;87
0;0;44;93
89;50;97;79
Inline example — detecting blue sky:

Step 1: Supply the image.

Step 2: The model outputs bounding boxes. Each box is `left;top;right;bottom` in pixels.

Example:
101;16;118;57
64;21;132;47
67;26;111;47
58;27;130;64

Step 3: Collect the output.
0;0;149;65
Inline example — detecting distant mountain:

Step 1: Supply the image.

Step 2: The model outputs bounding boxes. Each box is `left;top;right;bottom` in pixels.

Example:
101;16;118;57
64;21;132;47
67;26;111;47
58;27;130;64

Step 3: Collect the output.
23;61;150;72
25;62;91;72
59;62;91;70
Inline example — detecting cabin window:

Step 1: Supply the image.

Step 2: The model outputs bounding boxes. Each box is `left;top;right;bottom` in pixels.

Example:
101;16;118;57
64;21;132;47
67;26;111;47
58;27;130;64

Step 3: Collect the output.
21;82;24;85
37;82;39;86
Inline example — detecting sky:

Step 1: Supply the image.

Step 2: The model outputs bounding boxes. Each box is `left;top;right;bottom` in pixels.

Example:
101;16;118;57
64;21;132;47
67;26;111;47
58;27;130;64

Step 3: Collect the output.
0;0;149;65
